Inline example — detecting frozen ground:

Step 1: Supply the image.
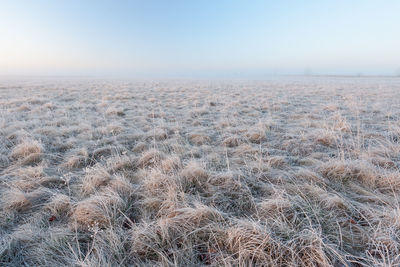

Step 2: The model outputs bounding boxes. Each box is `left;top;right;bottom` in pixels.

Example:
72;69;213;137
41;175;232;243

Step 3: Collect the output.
1;77;400;266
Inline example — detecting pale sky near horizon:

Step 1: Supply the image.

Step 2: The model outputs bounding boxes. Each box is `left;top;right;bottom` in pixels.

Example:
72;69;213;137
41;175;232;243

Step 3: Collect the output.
0;0;399;78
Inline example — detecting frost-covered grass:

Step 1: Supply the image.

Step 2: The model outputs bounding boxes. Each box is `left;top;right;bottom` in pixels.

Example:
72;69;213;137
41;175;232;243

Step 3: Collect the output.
1;77;400;266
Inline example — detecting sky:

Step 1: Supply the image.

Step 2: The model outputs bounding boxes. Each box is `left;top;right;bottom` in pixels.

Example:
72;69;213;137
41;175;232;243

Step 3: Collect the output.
0;0;399;78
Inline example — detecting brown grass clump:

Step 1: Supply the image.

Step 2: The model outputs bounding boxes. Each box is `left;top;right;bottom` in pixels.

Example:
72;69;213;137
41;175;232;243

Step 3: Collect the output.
267;156;288;168
208;173;255;214
180;161;209;190
137;149;163;168
371;156;396;169
3;188;31;212
225;220;282;264
3;188;50;213
62;155;89;169
257;196;292;218
46;194;72;216
10;139;42;163
148;128;168;141
295;168;324;184
141;169;175;195
107;175;133;196
105;156;137;177
15;104;31;112
20;153;43;165
43;102;56;109
315;130;337;147
331;114;351;132
71;197;113;229
130;203;224;264
107;123;123;134
319;193;347;210
11;166;47;190
189;133;211;145
82;166;111;195
141;182;180;217
92;146;113;159
233;144;259;157
222;135;243;147
13;165;44;178
290;229;333;266
246;130;265;144
132;142;147;153
323;104;338;111
372;171;400;193
319;160;377;187
165;203;224;225
160;156;181;173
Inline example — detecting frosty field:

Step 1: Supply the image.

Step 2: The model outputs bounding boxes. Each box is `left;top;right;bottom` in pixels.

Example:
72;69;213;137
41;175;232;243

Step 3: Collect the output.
1;77;400;266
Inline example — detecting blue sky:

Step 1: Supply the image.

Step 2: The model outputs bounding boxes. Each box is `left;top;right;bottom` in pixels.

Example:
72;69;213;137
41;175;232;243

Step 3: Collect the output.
0;0;399;77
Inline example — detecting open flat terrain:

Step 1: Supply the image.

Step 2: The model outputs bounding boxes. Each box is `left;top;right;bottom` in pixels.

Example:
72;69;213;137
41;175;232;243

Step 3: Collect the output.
1;77;400;266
